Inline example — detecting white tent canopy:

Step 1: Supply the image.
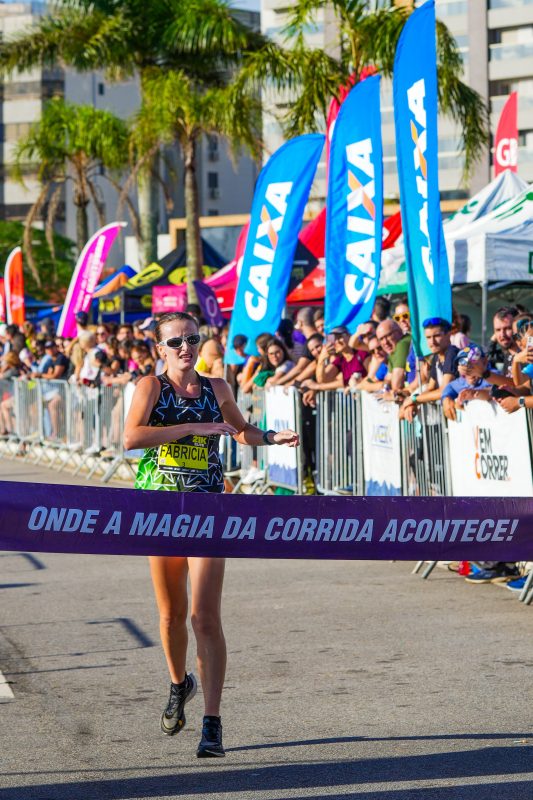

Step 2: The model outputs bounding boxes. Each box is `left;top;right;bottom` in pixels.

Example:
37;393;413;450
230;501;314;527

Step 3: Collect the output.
447;182;533;283
379;170;531;290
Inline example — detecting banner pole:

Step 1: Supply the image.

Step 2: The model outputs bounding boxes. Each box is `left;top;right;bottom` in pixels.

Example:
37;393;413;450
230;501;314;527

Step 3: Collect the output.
481;280;488;349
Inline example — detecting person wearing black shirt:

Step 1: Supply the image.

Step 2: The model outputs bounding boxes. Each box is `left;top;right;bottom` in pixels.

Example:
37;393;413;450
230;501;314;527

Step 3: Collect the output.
401;318;458;421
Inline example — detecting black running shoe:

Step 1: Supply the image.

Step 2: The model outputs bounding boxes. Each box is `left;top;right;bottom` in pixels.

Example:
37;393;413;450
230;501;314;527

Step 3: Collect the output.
197;715;225;758
160;673;197;736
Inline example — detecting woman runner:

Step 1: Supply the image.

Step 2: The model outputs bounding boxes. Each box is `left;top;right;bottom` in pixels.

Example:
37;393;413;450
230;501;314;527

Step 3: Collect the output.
123;312;299;758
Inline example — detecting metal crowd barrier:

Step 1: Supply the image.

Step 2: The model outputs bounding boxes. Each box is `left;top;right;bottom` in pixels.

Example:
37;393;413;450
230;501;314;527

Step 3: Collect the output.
400;403;451;497
315;390;363;495
0;378;135;482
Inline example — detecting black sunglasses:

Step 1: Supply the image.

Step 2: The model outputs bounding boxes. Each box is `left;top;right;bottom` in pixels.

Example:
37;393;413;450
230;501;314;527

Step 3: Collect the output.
158;334;201;349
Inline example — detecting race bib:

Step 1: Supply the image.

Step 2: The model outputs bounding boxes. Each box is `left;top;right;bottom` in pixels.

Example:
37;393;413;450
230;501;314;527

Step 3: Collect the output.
157;436;209;475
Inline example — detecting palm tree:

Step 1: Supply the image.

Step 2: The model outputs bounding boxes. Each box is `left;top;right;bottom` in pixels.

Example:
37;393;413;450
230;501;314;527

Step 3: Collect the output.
243;0;488;177
129;69;262;302
13;97;130;286
0;0;269;267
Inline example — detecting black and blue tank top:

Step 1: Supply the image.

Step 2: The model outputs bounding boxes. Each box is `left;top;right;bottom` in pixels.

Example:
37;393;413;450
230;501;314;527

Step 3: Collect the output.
135;373;224;493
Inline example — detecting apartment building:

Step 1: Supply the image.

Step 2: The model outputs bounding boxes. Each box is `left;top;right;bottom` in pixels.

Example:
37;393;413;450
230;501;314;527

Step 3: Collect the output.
260;0;533;203
0;2;260;260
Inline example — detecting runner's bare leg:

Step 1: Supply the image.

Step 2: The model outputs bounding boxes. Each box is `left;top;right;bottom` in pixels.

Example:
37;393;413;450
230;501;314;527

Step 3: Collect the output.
149;556;189;684
188;557;226;716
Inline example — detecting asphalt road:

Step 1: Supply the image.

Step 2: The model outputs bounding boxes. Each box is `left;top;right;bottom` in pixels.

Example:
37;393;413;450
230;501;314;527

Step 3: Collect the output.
0;458;532;800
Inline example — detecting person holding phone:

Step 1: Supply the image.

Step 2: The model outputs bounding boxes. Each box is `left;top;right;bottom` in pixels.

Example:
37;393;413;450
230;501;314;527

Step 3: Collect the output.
124;312;299;759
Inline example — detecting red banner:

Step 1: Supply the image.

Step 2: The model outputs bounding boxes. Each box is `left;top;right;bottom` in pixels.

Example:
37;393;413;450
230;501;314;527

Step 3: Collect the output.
4;247;25;325
494;92;518;176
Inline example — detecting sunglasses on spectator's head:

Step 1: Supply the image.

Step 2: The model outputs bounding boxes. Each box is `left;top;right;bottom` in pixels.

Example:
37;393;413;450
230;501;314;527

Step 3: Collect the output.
393;312;410;323
158;334;201;349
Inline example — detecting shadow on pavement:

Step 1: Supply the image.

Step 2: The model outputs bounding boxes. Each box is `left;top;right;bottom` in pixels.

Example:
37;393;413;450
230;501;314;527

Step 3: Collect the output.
0;745;531;800
227;731;533;752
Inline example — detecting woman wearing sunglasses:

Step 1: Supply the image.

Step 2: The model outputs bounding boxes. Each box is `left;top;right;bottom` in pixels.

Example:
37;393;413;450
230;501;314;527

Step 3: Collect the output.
124;312;299;759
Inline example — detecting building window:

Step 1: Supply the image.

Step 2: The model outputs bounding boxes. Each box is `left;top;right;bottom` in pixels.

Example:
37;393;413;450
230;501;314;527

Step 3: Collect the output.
207;172;219;199
207;134;219;161
207;209;219;216
98;82;105;96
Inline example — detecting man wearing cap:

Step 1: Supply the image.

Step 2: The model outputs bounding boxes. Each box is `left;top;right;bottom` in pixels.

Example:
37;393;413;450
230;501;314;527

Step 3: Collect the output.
400;317;458;422
301;325;368;394
441;345;492;421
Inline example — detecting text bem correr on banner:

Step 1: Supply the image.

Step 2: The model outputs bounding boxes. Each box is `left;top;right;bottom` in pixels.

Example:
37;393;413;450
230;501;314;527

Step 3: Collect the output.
393;0;451;356
226;134;325;362
325;74;384;333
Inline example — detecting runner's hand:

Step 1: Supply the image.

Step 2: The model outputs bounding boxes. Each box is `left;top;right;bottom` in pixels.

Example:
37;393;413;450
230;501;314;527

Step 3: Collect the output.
191;423;238;436
272;429;300;447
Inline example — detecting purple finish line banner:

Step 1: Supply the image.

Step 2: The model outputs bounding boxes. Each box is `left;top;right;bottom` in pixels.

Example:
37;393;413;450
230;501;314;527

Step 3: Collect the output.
0;481;532;561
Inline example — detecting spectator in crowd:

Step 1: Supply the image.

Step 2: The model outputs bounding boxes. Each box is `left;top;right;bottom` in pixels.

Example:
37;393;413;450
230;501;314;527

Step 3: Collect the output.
376;319;411;393
38;317;55;339
510;314;533;395
392;300;411;336
487;305;520;377
441;345;492;421
0;350;23;378
349;320;377;354
130;343;155;380
277;317;308;361
78;331;102;385
294;307;317;343
274;332;323;388
253;338;294;387
401;318;458;421
95;324;111;355
2;324;19;354
232;334;248;363
240;333;272;393
313;308;325;335
30;341;53;377
65;310;89;381
355;335;388;392
196;337;225;378
0;352;25;435
117;323;135;343
302;326;368;398
450;308;471;349
372;296;391;324
225;334;248;395
40;340;71;439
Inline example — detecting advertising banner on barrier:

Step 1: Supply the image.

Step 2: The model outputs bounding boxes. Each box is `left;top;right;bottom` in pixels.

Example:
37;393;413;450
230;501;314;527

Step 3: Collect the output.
226;134;324;362
393;0;451;356
265;387;299;490
58;222;126;337
325;74;383;333
447;400;533;497
0;479;532;561
361;394;402;496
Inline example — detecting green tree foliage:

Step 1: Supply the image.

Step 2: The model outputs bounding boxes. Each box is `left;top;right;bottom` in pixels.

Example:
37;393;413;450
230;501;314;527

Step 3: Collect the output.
0;221;75;301
0;0;268;270
243;0;488;178
13;97;130;286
